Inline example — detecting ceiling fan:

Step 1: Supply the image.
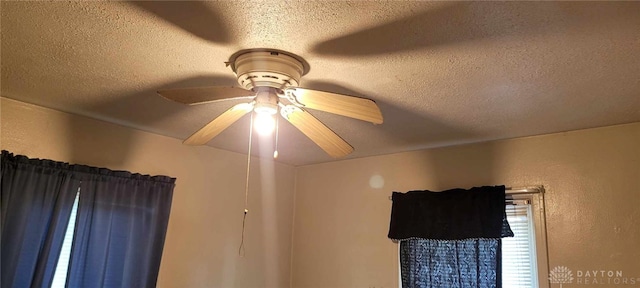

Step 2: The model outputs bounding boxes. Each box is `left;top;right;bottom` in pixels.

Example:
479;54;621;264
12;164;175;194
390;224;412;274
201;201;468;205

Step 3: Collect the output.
157;49;383;158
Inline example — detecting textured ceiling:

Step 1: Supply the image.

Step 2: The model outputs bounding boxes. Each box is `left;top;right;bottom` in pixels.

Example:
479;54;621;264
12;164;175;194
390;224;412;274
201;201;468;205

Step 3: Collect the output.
1;1;639;166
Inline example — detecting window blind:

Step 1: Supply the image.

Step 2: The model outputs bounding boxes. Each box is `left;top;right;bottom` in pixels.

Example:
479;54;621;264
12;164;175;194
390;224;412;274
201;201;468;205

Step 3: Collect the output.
502;203;538;287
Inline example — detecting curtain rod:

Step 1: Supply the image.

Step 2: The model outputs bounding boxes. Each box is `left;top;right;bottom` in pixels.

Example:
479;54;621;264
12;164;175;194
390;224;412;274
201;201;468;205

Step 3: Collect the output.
505;186;544;194
388;186;544;200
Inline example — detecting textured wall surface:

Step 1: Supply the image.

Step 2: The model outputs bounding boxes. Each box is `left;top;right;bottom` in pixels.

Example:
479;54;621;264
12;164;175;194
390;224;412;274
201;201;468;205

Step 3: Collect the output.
291;122;640;288
0;98;296;288
3;97;639;287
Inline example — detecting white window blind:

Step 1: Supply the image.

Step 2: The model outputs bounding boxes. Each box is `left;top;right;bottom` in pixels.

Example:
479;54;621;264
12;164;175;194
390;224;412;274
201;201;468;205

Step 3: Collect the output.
51;190;80;288
502;202;538;287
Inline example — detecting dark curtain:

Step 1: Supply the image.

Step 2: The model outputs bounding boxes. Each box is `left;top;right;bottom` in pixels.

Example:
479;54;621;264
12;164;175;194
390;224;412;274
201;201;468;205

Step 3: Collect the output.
389;186;513;288
1;151;80;288
66;168;174;288
1;151;175;288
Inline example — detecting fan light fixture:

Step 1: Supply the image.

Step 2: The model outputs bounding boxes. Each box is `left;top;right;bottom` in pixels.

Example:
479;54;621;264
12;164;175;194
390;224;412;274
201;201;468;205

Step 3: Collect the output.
253;89;278;136
254;112;276;136
157;49;383;158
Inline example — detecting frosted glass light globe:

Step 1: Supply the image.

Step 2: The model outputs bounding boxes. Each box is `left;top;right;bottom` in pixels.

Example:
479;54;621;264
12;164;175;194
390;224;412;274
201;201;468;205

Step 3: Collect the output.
254;113;276;136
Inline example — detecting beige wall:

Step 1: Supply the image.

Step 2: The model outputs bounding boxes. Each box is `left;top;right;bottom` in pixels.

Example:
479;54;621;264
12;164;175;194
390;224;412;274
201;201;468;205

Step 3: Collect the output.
0;97;296;288
291;122;640;288
3;97;639;288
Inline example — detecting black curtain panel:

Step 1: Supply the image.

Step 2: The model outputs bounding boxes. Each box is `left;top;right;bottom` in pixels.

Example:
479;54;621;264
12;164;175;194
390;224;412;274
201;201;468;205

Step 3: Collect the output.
66;167;175;288
1;151;175;288
389;186;513;288
1;151;80;288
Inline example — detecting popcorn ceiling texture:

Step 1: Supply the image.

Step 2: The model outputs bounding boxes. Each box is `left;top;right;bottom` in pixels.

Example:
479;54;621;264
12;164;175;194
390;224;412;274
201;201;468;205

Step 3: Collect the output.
1;1;639;165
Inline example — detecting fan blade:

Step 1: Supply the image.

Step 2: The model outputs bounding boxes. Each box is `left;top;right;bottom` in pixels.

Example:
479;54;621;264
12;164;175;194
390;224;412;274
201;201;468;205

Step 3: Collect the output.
282;106;354;158
158;86;255;105
184;103;254;145
129;1;233;44
285;88;383;124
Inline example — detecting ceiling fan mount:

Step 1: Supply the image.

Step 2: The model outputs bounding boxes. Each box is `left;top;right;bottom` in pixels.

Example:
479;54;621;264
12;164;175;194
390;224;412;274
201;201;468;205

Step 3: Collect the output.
228;49;310;92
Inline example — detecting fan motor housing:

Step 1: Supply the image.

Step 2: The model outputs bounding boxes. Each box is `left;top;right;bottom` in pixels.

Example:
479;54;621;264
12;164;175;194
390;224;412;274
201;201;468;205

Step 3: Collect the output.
230;50;308;91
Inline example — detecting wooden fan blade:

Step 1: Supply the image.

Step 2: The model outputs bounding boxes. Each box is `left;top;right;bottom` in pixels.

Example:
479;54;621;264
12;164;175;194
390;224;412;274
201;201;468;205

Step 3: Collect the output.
158;86;255;105
285;87;383;124
282;107;354;158
184;103;254;145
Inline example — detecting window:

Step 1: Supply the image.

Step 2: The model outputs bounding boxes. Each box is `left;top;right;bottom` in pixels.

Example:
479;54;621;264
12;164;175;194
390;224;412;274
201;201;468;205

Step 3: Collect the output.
394;188;550;287
502;192;549;288
51;191;80;288
503;200;537;287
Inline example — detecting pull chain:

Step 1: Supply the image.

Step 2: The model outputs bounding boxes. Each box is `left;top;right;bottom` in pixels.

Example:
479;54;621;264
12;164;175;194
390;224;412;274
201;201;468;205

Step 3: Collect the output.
239;112;254;257
274;109;279;159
